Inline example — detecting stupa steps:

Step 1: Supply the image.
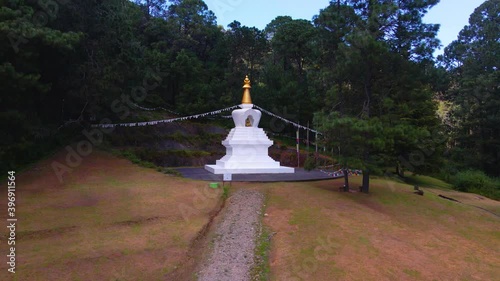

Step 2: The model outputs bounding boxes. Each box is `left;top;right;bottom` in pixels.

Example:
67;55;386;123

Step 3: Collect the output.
205;164;294;174
225;129;269;138
214;160;281;168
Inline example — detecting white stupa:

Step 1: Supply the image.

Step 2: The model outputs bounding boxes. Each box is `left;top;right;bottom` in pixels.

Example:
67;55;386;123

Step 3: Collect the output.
205;76;294;174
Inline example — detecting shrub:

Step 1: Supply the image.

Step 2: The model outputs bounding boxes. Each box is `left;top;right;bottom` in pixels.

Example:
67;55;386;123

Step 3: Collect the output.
452;170;500;200
304;154;317;171
119;149;156;169
120;150;142;164
453;170;492;191
161;168;182;177
436;161;460;183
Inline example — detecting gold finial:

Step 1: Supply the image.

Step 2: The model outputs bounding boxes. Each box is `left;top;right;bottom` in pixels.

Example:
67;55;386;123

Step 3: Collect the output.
241;75;252;104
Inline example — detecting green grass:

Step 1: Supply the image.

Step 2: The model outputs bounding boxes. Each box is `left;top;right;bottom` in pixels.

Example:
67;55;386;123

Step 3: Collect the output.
405;171;500;201
358;236;370;245
250;189;273;281
158;167;183;177
222;183;230;199
403;268;422;278
405;174;453;189
251;225;272;281
327;261;346;278
113;149;157;168
166;149;212;158
267;195;288;209
112;149;192;176
289;207;321;226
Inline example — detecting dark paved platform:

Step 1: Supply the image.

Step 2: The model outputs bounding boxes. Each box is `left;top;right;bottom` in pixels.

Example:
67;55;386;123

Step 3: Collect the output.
176;167;342;182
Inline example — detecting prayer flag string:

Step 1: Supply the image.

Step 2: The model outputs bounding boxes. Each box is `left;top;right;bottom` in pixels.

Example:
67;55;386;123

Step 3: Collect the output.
91;105;239;128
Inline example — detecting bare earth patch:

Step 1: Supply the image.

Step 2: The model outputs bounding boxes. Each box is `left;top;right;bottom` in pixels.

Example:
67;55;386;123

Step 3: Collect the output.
0;149;222;281
262;178;500;281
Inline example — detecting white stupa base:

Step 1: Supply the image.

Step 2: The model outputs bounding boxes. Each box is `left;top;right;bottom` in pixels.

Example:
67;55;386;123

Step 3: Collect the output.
205;165;295;175
204;125;294;174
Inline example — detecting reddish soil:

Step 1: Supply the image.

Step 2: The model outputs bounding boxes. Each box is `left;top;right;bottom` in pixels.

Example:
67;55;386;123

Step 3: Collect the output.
262;179;500;281
0;147;222;281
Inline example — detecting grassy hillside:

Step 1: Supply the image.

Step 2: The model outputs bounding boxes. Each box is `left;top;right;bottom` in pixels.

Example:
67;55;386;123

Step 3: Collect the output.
1;150;498;281
260;178;500;281
0;149;223;281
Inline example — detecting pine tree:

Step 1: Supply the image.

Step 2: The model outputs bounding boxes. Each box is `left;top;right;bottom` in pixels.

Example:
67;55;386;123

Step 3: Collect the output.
441;0;500;176
314;0;441;192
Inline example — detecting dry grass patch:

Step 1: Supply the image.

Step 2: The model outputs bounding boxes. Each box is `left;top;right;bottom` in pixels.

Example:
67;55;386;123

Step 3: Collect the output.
0;149;222;281
263;177;500;281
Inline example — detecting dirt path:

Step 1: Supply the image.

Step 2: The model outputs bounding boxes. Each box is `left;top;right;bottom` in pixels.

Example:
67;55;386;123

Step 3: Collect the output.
197;189;264;281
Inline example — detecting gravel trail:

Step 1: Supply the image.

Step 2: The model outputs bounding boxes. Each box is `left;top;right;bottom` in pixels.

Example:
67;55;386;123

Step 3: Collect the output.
197;189;264;281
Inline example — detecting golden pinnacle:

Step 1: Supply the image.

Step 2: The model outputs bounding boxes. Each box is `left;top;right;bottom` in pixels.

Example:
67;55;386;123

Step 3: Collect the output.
241;75;252;104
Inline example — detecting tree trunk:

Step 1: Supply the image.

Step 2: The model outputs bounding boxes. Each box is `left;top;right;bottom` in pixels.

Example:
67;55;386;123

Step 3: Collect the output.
361;169;370;193
396;163;405;178
343;168;349;192
361;73;372;193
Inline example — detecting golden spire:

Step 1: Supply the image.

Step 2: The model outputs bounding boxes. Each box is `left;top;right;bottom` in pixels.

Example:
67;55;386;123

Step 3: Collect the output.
241;75;252;104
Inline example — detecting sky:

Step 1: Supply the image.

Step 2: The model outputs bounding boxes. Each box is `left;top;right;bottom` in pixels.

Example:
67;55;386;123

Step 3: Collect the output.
204;0;486;57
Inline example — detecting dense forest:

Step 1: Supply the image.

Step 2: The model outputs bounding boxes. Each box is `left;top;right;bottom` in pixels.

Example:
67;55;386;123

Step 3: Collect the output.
1;0;499;192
